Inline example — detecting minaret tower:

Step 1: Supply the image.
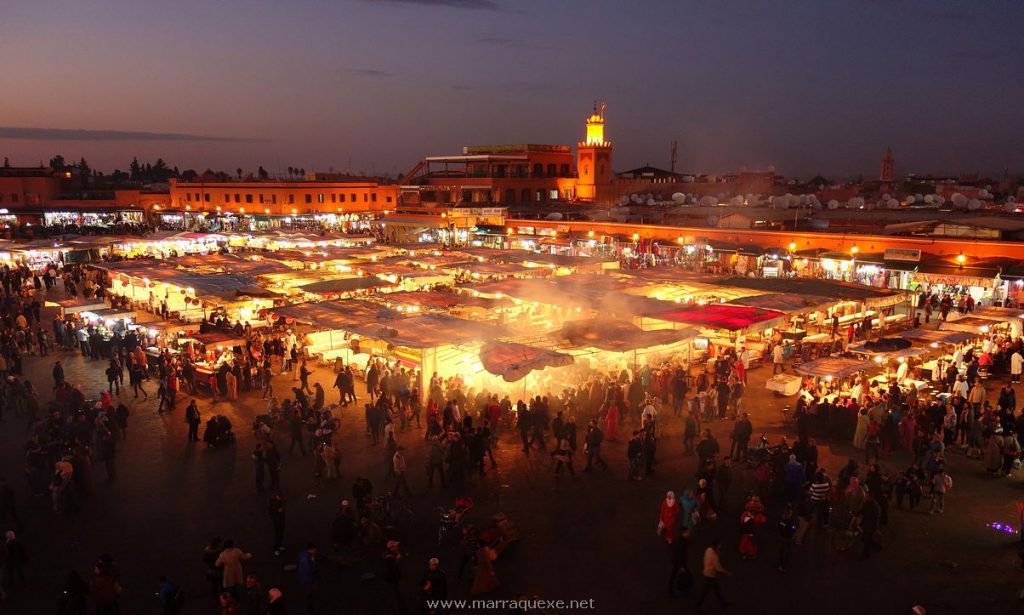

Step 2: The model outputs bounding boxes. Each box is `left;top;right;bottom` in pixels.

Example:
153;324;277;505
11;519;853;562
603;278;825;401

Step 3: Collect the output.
576;102;613;203
880;147;894;192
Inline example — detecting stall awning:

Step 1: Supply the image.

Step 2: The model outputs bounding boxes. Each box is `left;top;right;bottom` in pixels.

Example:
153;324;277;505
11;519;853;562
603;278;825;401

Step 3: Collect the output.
191;332;245;347
382;291;510;311
794;357;875;378
47;298;107;314
268;300;400;329
900;327;976;346
717;277;910;308
299;276;392;294
848;338;929;359
727;293;839;315
649;304;787;333
969;306;1024;322
553;319;698;352
939;316;999;333
479;341;574;382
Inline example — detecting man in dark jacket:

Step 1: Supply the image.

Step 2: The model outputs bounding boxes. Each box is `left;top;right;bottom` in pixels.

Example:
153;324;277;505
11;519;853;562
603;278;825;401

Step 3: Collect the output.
730;414;752;461
859;492;882;559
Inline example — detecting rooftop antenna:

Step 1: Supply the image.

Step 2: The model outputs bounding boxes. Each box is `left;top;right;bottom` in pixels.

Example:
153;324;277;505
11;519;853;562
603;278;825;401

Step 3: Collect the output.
670;140;678;174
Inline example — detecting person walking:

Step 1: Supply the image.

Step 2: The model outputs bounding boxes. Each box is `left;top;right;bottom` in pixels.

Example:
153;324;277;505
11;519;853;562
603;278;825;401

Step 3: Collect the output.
214;540;252;598
186;401;201;442
421;557;448;614
265;443;282;491
694;539;731;612
269;494;286;555
669;528;693;598
930;468;952;514
393;446;412;497
297;543;319;614
583;420;608;472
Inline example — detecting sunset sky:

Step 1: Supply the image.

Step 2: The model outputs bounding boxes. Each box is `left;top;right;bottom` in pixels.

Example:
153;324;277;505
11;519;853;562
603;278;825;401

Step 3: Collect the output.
1;0;1021;179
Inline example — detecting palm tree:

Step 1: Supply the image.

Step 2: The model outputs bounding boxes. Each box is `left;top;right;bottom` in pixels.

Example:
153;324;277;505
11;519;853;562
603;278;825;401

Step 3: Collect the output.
236;167;243;180
287;166;294;178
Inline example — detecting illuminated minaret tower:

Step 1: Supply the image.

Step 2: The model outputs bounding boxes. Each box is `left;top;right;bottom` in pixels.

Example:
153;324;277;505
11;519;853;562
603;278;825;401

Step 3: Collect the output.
576;102;613;203
880;147;894;192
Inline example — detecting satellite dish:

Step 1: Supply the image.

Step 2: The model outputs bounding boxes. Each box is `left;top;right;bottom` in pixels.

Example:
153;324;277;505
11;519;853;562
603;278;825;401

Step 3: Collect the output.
671;192;686;203
544;212;563;221
827;199;839;210
967;199;981;211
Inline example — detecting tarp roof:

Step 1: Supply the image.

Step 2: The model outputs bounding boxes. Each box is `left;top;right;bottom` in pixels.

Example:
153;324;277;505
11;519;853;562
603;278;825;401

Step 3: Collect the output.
268;300;400;328
345;313;507;349
900;327;976;346
299;276;392;294
446;262;532;277
648;304;788;332
381;291;511;311
170;254;294;276
479;341;574;382
794;357;875;378
727;293;840;314
969;306;1024;322
717;277;909;307
848;340;929;359
552;319;698;352
939;316;999;333
191;332;245;346
615;268;727;284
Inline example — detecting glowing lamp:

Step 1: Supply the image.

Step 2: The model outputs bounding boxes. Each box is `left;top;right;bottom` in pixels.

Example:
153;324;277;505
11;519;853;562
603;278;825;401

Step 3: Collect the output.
788;242;796;251
850;246;859;255
956;254;966;264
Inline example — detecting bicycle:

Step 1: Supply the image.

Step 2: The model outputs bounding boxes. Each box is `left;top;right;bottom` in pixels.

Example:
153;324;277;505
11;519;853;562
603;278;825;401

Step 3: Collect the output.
368;491;414;533
832;514;863;552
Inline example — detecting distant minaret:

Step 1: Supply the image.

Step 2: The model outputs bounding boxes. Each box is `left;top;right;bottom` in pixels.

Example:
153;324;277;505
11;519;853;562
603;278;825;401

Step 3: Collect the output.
880;148;894;183
576;102;613;204
670;140;678;174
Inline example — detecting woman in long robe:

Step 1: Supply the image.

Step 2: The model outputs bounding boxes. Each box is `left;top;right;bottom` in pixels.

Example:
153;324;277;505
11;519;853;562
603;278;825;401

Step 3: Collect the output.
604;403;621;441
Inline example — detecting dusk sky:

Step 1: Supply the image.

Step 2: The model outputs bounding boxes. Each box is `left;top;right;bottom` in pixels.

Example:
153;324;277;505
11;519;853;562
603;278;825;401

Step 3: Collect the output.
1;0;1022;180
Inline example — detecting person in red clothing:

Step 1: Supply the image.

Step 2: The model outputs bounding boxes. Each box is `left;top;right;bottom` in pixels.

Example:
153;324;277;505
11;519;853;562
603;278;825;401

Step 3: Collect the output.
738;495;766;559
658;491;680;543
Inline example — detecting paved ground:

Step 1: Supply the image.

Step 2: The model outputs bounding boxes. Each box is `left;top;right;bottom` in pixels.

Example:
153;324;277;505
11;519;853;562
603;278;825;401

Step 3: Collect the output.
5;304;1024;614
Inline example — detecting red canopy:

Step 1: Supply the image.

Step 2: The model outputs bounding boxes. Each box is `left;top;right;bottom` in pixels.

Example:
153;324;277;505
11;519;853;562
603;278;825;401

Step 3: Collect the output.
651;304;786;332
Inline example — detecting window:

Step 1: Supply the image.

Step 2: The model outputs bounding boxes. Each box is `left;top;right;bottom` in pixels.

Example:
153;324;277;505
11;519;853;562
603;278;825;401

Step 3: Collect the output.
350;194;356;203
194;193;200;201
533;163;543;177
560;163;570;176
186;193;192;202
371;193;377;202
0;194;4;203
317;193;324;204
204;193;210;202
234;194;240;203
259;194;264;204
288;194;294;204
272;195;277;205
245;194;253;204
363;193;368;202
521;189;530;202
546;164;556;177
304;194;312;204
536;189;545;202
224;194;230;203
385;196;393;203
331;194;336;203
